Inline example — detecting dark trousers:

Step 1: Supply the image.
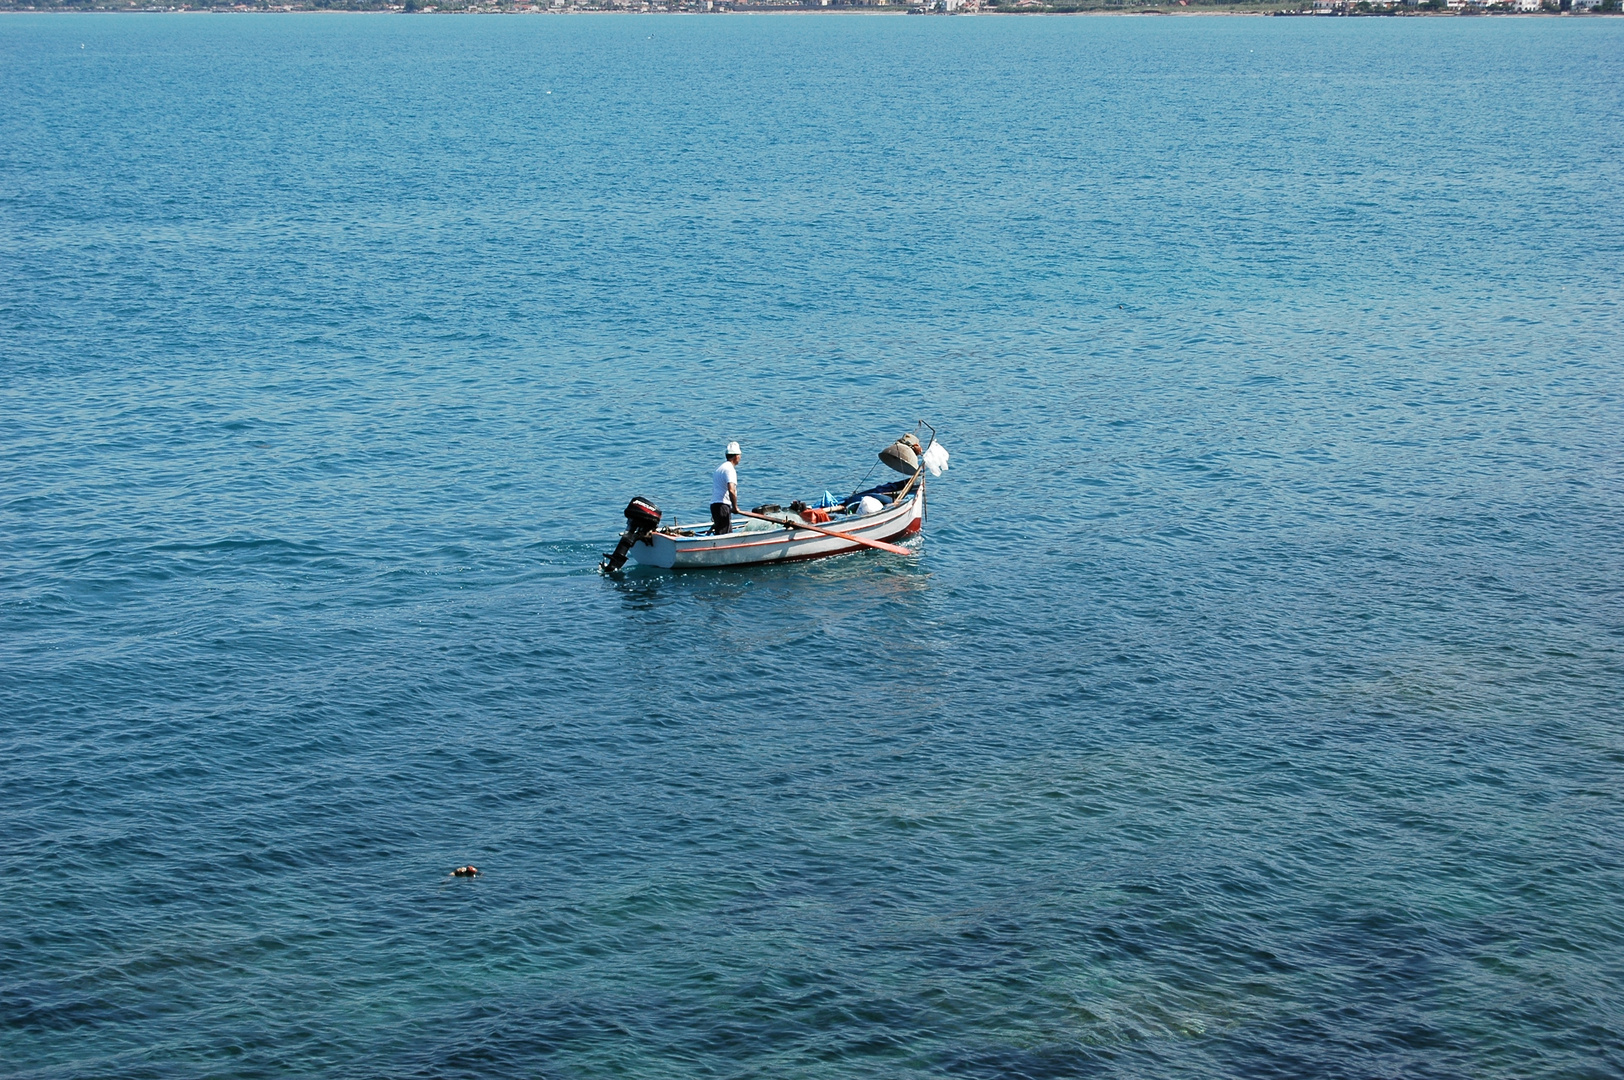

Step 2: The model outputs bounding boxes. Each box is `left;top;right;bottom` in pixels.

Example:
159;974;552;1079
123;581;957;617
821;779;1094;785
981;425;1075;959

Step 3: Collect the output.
710;502;732;535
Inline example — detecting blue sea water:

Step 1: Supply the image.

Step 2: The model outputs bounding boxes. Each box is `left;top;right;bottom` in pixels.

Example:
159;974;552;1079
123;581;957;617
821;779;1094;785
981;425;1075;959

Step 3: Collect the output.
3;10;1623;1077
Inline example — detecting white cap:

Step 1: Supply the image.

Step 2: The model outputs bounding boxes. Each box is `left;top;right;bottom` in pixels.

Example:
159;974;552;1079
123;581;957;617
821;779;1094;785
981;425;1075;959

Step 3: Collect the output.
725;441;741;457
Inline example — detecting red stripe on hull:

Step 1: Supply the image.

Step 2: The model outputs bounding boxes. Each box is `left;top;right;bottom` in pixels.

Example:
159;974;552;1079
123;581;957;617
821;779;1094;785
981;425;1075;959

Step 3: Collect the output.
668;521;921;569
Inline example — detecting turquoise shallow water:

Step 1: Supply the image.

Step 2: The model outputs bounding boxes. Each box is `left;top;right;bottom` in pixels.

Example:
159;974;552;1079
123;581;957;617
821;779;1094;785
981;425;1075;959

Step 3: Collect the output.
3;12;1623;1078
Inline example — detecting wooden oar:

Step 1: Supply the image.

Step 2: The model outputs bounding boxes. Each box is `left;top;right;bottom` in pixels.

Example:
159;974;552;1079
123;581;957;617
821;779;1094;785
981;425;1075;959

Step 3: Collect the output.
735;509;914;557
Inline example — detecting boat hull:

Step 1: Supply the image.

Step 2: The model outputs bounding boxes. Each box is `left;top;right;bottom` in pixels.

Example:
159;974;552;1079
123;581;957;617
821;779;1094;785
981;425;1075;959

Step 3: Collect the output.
628;483;925;570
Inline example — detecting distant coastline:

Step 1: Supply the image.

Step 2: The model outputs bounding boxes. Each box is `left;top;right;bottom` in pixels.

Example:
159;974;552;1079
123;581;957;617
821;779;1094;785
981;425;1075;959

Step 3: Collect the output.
5;0;1621;13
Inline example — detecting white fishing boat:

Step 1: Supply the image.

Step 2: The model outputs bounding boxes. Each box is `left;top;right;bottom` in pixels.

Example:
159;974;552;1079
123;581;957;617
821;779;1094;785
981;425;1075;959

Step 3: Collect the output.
601;424;948;572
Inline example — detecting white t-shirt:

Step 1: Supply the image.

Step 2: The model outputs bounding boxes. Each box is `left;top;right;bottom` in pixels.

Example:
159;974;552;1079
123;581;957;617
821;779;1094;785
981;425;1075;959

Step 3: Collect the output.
711;461;737;507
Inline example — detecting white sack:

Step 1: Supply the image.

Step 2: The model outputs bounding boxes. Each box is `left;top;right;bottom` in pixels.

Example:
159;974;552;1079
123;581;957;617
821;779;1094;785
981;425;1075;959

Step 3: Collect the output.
922;440;950;477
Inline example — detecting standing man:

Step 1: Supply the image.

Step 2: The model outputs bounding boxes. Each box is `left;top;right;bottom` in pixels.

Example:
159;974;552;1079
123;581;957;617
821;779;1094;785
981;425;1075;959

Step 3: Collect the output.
711;441;741;535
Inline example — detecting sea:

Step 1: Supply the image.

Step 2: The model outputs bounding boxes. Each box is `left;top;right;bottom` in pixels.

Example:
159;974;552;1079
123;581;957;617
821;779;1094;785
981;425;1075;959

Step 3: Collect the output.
2;11;1621;1078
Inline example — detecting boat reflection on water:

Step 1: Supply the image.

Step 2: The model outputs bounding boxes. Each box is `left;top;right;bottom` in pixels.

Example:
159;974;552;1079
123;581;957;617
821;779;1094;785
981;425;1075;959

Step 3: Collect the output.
606;547;937;663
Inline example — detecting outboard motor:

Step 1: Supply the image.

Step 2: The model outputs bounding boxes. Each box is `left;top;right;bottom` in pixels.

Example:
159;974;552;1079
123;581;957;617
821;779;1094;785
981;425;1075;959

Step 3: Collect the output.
601;497;662;573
